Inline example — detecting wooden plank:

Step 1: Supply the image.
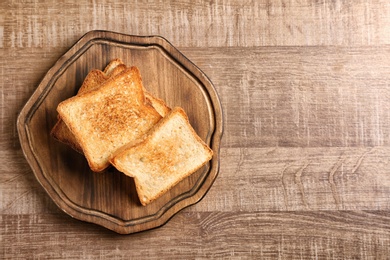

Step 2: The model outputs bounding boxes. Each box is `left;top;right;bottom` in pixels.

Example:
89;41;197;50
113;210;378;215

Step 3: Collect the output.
199;147;390;211
3;147;390;214
1;0;389;48
1;211;390;258
180;46;390;148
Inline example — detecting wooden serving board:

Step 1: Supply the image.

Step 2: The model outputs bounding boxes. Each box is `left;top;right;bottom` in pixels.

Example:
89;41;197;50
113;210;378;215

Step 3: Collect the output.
17;30;223;234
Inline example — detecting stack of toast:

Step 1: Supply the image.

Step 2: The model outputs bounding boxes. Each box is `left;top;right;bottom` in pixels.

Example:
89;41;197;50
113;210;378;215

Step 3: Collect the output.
51;59;213;206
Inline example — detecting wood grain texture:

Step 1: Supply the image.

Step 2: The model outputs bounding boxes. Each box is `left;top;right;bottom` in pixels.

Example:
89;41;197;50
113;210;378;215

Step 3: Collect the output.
1;0;390;48
2;212;390;259
207;147;390;211
186;46;390;148
2;0;390;258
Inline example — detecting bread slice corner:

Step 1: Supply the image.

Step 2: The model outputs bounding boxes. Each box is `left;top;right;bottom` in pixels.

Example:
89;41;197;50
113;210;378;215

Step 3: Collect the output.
103;58;124;75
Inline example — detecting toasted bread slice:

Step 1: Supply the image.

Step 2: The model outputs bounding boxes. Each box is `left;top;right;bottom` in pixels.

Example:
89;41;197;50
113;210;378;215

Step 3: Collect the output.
51;69;109;152
110;107;213;206
106;63;127;78
52;63;170;153
51;60;128;151
145;92;171;117
103;58;124;75
78;69;109;93
57;66;162;172
50;116;83;152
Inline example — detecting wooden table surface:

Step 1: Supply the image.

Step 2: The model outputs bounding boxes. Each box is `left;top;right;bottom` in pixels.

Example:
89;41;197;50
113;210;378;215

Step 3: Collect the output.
2;0;390;258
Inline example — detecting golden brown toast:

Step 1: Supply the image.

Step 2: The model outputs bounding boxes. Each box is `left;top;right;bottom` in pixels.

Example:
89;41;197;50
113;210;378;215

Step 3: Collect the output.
51;69;109;152
103;58;124;76
51;58;171;154
106;63;127;78
145;92;171;117
57;67;162;172
110;107;213;206
51;61;127;153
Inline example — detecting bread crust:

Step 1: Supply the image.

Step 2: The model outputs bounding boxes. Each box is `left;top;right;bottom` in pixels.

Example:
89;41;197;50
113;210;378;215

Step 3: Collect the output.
110;107;213;205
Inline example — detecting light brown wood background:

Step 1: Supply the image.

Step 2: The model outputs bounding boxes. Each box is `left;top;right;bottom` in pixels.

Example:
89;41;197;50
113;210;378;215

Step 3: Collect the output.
2;0;390;258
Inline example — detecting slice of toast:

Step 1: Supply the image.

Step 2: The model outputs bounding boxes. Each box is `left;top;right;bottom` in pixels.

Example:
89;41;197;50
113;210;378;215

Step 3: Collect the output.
106;63;127;78
51;62;127;153
78;69;109;93
51;62;170;154
57;66;162;172
145;92;171;117
51;69;109;152
110;107;213;206
103;58;124;76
